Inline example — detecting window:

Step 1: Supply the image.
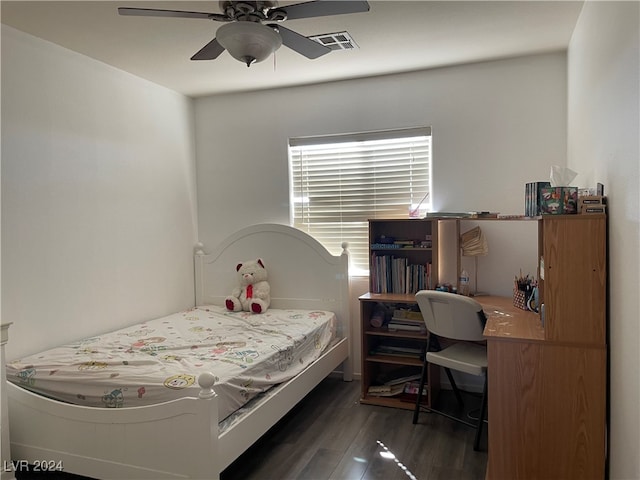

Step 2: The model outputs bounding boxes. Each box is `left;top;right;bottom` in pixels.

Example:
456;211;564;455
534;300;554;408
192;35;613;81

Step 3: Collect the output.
289;127;432;275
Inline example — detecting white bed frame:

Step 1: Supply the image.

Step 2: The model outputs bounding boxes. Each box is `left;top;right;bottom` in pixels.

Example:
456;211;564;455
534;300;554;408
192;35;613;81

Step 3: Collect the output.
6;223;352;479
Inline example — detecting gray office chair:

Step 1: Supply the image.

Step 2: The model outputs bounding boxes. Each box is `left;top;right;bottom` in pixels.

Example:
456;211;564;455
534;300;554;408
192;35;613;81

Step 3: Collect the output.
412;290;488;451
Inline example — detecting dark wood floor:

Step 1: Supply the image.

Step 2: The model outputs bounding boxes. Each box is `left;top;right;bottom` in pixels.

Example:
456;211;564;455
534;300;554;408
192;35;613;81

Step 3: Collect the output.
221;376;487;480
15;376;487;480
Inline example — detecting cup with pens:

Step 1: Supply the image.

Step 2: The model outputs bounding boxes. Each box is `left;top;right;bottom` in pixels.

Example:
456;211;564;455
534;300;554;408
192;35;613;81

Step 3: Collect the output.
513;271;539;312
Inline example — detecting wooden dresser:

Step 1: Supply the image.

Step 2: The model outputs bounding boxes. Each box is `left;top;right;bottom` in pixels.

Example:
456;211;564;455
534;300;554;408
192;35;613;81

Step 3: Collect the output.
483;215;607;479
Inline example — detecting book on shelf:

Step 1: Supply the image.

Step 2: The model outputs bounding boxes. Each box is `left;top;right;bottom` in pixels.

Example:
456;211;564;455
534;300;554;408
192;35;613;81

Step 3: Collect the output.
525;181;551;217
387;323;426;333
394;240;415;246
424;212;474;218
370;253;432;294
367;383;405;397
371;238;431;250
374;367;421;386
370;243;401;249
389;319;424;326
370;344;423;358
403;381;428;396
424;211;499;219
393;309;424;321
368;384;394;393
388;309;426;331
468;211;500;218
383;373;421;386
368;378;427;398
387;317;427;333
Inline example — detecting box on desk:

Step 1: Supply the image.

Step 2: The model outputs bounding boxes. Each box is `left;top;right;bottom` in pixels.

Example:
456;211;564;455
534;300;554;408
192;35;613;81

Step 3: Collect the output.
579;195;607;214
540;187;578;214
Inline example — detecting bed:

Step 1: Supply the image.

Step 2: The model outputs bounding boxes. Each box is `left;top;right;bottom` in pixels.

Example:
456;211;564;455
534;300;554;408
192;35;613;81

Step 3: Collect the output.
5;223;352;479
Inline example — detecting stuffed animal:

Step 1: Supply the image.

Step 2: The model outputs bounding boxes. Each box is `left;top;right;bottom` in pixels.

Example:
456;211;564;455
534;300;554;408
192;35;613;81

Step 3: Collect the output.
225;258;271;314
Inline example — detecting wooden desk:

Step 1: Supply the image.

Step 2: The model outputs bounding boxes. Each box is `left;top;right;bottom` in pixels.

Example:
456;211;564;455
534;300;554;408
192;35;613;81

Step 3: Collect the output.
478;296;606;480
476;296;543;341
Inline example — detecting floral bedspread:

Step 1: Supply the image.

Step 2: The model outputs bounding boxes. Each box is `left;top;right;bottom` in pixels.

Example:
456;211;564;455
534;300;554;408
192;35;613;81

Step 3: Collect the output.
6;305;336;422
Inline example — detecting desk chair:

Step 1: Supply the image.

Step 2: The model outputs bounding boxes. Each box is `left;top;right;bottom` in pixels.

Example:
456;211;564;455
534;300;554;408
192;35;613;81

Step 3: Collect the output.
412;290;488;451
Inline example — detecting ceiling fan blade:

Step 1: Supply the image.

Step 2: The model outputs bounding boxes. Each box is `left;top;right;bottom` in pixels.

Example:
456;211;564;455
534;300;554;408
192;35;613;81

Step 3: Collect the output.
117;7;228;22
281;0;370;20
275;25;331;59
191;38;226;61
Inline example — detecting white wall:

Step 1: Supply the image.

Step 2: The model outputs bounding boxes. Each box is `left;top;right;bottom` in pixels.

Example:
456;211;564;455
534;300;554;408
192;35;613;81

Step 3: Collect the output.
1;27;199;359
196;52;566;248
567;2;640;478
195;52;567;372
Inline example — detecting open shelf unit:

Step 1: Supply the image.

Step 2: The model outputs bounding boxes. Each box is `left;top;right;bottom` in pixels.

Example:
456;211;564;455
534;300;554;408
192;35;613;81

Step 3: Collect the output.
359;292;441;410
359;218;460;410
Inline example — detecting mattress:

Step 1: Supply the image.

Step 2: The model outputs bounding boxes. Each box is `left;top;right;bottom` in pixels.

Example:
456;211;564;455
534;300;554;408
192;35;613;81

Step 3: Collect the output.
6;305;337;422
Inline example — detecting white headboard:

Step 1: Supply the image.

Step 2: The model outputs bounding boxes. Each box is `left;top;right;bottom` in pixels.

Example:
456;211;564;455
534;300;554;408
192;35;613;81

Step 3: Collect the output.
194;224;350;337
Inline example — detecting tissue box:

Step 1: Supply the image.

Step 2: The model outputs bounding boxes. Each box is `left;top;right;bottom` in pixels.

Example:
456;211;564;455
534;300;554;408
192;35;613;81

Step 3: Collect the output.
540;187;578;214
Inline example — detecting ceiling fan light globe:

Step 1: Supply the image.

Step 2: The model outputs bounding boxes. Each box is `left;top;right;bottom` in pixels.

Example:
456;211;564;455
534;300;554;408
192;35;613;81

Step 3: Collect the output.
216;22;282;66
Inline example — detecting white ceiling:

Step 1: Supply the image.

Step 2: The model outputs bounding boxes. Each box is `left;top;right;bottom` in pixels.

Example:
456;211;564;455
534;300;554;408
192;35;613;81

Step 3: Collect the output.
1;1;584;98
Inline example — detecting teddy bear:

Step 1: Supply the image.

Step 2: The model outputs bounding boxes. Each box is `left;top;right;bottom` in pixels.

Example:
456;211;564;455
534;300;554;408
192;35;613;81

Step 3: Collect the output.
225;258;271;314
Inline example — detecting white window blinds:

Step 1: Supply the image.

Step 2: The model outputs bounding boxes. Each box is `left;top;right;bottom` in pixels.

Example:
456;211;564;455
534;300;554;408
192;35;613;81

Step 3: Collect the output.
289;127;432;275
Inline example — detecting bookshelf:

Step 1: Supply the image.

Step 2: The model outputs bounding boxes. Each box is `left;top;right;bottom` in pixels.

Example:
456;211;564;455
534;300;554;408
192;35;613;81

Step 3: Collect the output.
360;218;459;410
359;292;440;410
368;218;441;294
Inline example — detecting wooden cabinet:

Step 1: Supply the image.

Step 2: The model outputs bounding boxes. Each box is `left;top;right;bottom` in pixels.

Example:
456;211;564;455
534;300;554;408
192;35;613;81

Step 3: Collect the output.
486;215;607;479
359;218;458;410
538;215;607;345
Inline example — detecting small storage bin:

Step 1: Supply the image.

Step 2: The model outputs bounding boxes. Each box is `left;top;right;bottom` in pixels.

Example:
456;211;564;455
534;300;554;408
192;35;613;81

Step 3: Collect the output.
513;289;529;310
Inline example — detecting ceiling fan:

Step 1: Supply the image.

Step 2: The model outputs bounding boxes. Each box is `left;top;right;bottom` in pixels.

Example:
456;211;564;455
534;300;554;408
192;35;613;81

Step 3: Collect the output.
118;1;370;67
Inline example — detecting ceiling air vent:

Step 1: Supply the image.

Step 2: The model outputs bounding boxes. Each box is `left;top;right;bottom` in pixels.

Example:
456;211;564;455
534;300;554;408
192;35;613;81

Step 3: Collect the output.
308;31;359;51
